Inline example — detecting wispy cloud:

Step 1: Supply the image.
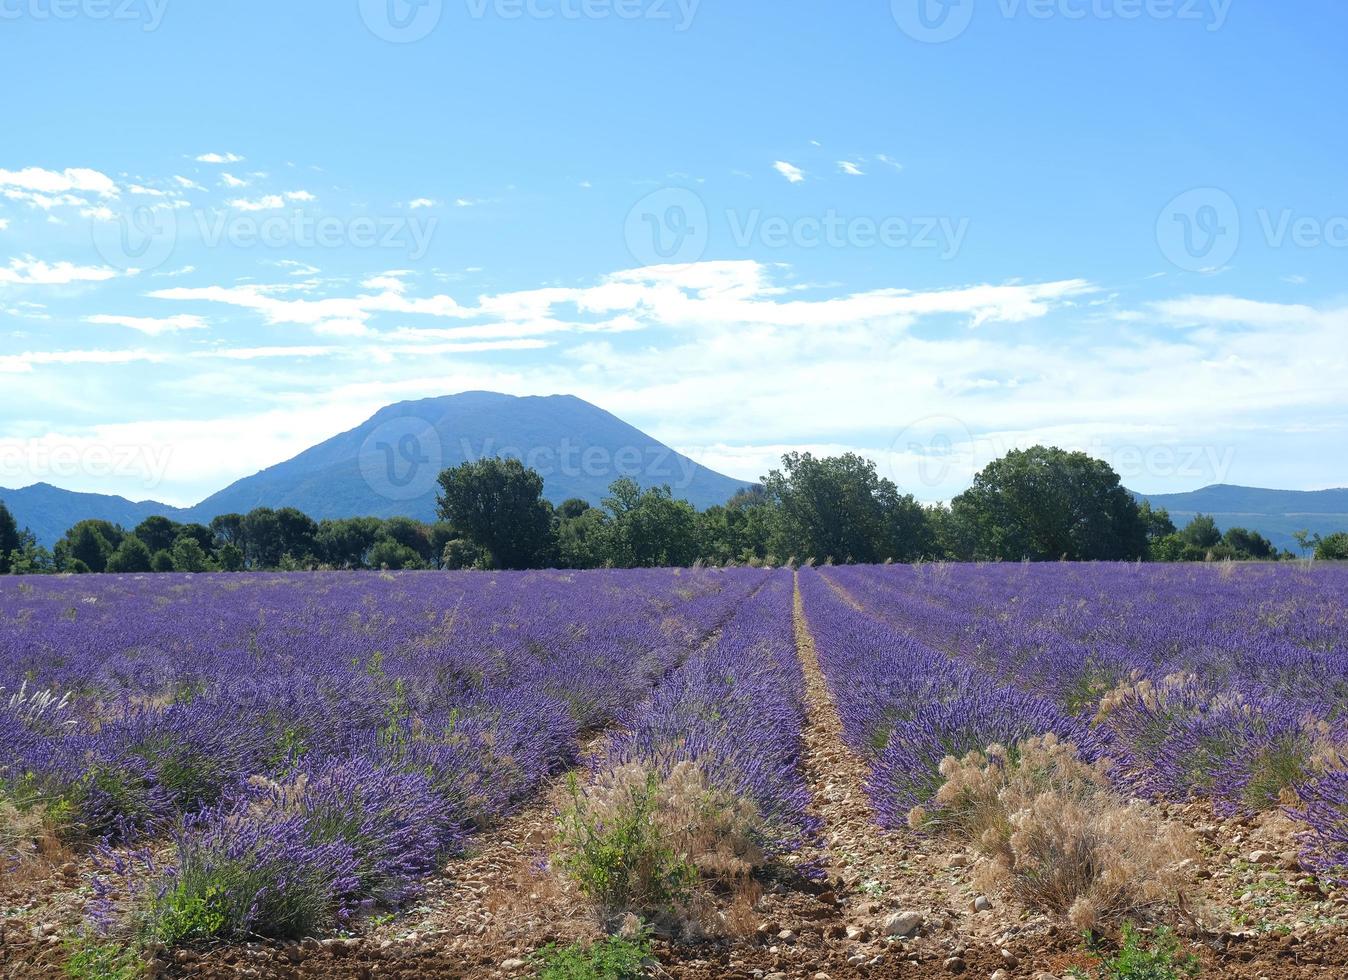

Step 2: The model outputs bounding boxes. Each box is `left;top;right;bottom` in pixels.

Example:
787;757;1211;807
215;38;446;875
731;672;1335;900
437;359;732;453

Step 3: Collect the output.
0;256;120;286
773;161;805;184
85;313;208;336
195;152;245;164
838;161;865;176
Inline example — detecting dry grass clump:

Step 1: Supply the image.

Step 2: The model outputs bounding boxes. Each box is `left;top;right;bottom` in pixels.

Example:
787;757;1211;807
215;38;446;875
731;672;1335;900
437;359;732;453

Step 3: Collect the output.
555;762;766;936
910;734;1195;933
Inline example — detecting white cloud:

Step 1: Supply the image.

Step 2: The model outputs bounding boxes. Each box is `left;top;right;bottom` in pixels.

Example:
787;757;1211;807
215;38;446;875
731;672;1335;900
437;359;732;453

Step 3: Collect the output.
0;348;163;374
220;173;249;188
227;195;286;211
0;218;10;231
174;176;205;190
86;314;208;336
876;154;904;172
0;166;119;198
773;161;805;184
408;198;437;209
0;167;119;211
0;256;120;286
195;152;244;164
227;191;313;210
838;161;865;176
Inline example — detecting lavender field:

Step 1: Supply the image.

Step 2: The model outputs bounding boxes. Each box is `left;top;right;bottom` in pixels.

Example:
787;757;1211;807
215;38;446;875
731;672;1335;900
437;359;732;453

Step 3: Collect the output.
3;564;1348;978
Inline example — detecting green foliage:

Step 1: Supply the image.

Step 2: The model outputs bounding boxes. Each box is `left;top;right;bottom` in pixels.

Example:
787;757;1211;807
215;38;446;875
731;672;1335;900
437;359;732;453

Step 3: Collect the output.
145;881;229;945
63;935;144;980
105;536;153;574
948;446;1147;561
762;451;932;564
150;550;175;573
170;536;210;572
556;772;696;918
600;479;700;568
531;932;652;980
1315;531;1348;561
1179;514;1221;550
1070;925;1200;980
436;457;555;569
0;499;21;575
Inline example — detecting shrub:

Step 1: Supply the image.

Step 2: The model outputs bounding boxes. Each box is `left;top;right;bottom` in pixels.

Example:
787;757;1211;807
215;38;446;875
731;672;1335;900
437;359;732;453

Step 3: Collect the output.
531;931;652;980
1069;923;1200;980
911;734;1195;932
62;935;144;980
144;757;456;944
556;762;766;932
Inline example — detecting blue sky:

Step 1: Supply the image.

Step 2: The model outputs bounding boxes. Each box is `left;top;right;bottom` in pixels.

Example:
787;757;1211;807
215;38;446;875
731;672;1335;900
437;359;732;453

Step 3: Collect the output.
1;0;1345;506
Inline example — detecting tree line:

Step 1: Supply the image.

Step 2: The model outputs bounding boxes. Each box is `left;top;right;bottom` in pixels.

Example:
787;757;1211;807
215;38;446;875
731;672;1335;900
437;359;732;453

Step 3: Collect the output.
2;445;1345;574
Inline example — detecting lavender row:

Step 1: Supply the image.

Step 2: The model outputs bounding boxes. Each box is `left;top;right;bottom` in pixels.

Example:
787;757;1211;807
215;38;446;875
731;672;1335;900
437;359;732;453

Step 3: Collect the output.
595;568;821;854
823;563;1348;814
796;567;1107;829
1;570;766;875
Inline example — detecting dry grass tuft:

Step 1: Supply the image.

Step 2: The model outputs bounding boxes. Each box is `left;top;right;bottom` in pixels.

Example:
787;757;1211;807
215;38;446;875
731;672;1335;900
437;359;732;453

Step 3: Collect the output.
911;734;1195;933
555;762;766;937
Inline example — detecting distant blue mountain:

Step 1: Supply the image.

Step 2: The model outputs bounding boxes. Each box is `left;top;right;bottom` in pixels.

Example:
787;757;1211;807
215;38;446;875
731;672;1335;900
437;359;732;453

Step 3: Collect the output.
1;392;753;546
0;484;189;550
1136;484;1348;553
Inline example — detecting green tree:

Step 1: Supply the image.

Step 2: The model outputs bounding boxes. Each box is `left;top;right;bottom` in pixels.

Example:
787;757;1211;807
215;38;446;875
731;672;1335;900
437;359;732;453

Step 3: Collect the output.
378;516;434;564
557;507;611;569
210;513;246;549
1223;527;1276;560
600;479;700;568
171;536;210;572
1180;514;1222;550
241;508;284;569
435;458;555;569
948;446;1147;561
1316;532;1348;561
367;539;425;570
133;515;180;554
762;452;932;564
275;507;319;565
106;536;153;573
315;517;384;569
151;549;176;573
556;498;593;520
215;542;245;572
1138;501;1177;542
0;500;21;575
57;520;123;573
